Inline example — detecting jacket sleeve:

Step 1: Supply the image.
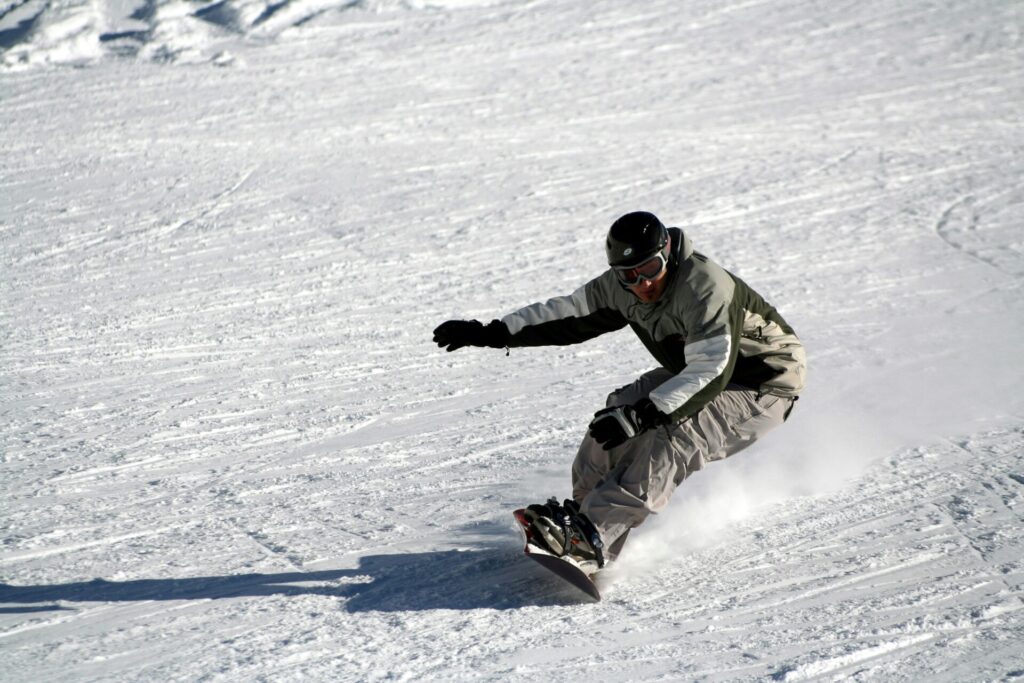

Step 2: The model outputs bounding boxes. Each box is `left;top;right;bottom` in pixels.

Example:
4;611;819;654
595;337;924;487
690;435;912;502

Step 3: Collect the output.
500;277;628;347
648;268;742;420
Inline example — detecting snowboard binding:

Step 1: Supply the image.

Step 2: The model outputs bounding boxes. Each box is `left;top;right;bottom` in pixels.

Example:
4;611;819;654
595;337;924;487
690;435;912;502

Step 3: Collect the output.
518;497;606;569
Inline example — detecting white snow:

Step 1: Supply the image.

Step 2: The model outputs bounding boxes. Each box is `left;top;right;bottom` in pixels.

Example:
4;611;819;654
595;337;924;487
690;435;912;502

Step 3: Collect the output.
2;0;1023;680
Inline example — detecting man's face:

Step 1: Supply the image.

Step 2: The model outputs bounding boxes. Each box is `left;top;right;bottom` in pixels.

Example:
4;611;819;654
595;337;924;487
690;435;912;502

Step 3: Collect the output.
614;236;672;303
628;266;670;303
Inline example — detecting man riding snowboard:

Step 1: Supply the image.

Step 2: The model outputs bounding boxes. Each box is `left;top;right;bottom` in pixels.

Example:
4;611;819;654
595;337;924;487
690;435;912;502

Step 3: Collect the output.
433;211;807;568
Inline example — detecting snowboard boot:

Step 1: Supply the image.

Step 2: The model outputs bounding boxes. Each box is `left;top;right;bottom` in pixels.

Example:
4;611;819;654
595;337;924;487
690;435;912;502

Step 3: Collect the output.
521;498;606;568
562;499;606;568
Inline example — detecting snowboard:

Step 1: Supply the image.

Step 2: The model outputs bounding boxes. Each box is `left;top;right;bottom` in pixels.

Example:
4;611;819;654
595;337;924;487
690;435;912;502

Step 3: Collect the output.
513;508;602;601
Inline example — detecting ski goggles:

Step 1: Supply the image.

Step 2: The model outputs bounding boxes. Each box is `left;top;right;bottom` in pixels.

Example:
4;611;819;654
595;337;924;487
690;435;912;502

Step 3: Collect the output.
612;250;669;286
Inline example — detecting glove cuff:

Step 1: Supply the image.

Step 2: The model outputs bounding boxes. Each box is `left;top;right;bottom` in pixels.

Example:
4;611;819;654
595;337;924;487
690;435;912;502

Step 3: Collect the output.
634;398;670;430
482;320;510;348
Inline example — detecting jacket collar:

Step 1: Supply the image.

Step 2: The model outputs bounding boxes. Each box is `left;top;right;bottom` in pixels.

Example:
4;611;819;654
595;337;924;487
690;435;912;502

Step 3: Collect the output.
664;227;692;288
668;227;692;264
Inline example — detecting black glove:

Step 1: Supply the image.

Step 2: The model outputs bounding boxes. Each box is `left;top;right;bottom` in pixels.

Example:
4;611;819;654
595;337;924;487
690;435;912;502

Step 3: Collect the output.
433;319;510;352
588;398;669;450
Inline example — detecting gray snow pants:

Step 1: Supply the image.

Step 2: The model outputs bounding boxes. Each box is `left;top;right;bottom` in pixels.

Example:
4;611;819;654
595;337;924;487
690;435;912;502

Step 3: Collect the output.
572;368;794;556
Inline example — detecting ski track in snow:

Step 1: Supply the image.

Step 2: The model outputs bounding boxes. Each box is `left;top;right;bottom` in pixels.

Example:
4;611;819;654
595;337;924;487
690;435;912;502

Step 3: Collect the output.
2;0;1024;680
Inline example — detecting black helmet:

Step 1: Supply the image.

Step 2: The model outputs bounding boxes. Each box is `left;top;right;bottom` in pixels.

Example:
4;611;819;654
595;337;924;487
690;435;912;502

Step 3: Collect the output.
605;211;668;267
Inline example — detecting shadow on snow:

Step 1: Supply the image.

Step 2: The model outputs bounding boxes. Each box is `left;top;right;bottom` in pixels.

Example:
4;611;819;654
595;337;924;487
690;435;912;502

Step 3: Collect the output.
0;546;589;613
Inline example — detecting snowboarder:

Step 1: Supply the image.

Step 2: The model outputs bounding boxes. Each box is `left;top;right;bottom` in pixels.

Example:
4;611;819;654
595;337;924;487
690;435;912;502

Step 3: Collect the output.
433;211;806;567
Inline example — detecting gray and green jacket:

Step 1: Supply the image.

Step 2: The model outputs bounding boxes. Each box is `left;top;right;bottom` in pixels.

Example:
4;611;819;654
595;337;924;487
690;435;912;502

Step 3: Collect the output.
500;228;807;421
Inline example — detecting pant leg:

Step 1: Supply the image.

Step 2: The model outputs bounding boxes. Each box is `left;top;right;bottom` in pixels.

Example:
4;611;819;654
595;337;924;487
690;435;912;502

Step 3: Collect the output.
571;368;676;504
580;386;792;551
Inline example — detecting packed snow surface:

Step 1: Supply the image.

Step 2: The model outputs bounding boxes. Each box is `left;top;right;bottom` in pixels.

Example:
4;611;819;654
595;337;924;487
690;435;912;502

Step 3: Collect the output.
2;0;1023;680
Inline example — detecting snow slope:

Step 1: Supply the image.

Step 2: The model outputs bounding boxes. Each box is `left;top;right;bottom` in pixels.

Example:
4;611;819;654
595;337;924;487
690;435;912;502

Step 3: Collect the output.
2;0;1023;680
